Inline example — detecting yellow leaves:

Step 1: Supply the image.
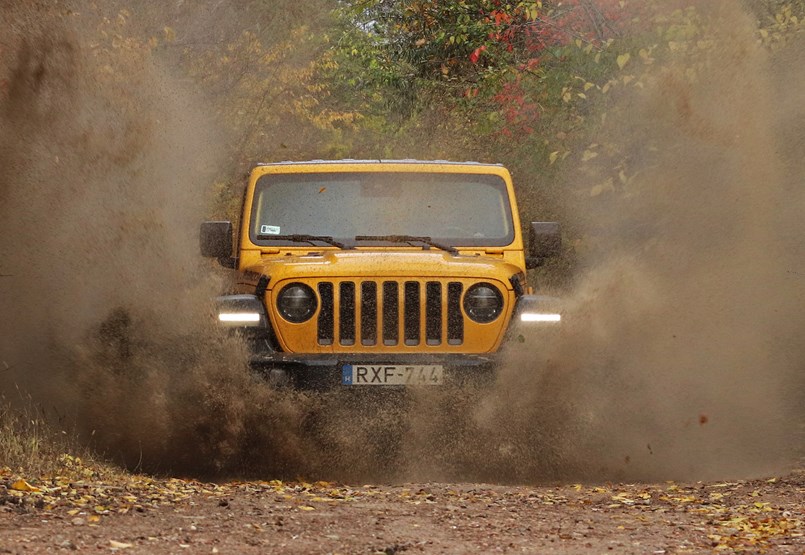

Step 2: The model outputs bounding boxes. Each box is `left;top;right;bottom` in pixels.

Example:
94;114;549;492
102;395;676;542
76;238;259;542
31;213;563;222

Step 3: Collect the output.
590;178;615;197
709;507;803;551
775;4;797;25
10;479;40;492
163;26;175;43
710;482;740;488
708;534;731;550
548;150;570;165
616;52;631;69
581;149;598;162
610;492;636;505
109;540;133;549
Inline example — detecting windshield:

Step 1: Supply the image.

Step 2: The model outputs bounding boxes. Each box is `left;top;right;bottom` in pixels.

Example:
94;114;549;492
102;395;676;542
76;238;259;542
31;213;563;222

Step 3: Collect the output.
249;171;514;248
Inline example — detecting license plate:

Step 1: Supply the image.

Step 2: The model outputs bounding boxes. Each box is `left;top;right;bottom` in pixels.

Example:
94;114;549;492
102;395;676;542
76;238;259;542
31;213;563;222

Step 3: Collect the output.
341;364;444;386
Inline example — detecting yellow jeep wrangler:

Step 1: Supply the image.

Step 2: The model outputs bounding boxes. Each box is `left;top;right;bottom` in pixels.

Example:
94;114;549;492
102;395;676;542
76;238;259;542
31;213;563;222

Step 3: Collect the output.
200;160;561;388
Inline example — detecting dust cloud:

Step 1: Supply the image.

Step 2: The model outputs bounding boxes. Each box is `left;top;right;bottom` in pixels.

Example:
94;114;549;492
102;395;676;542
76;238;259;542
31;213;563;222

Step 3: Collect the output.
0;3;318;477
466;1;805;482
1;1;803;484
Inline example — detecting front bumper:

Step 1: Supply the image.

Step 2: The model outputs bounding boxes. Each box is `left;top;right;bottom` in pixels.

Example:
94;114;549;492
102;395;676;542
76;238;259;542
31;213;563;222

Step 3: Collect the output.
248;350;498;389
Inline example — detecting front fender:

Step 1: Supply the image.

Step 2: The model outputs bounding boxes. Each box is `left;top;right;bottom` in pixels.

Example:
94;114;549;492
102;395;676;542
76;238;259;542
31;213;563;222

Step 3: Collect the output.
504;294;563;347
513;294;563;324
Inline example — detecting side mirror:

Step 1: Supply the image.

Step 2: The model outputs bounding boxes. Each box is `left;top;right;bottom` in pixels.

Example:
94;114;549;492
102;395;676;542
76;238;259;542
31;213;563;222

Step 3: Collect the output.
200;221;234;265
526;222;561;269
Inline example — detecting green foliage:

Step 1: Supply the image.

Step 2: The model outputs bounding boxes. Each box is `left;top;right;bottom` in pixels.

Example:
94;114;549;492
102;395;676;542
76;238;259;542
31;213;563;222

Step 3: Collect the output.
22;0;801;248
349;0;541;77
317;0;803;285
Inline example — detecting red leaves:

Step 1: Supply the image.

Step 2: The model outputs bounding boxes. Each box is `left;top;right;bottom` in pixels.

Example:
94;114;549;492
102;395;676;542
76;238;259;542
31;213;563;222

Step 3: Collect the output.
493;78;540;137
469;45;486;64
489;9;511;26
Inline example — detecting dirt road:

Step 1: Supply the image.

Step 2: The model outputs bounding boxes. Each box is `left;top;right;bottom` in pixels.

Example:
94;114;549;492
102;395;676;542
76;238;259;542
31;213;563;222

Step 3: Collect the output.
1;466;802;554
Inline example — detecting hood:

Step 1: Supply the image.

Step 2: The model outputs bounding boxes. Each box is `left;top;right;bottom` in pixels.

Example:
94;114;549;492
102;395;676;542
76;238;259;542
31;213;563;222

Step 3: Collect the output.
243;250;522;285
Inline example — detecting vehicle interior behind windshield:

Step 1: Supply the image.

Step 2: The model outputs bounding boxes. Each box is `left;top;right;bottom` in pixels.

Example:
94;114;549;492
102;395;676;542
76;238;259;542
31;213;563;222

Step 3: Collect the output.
251;172;514;247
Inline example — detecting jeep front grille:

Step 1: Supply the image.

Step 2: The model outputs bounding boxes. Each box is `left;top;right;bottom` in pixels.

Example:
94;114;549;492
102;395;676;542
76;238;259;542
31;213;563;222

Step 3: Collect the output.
317;280;465;347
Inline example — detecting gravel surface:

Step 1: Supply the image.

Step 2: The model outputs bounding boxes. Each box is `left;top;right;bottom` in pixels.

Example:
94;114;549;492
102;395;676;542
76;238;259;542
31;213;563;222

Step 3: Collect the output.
1;466;803;554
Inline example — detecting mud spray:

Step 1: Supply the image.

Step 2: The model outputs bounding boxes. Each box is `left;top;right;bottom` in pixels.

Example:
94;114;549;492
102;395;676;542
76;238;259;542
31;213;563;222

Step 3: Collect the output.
468;2;805;482
0;2;320;477
1;2;803;483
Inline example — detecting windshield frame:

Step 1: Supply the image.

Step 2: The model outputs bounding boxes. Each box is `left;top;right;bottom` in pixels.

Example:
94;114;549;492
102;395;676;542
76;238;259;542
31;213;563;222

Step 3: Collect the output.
247;171;516;249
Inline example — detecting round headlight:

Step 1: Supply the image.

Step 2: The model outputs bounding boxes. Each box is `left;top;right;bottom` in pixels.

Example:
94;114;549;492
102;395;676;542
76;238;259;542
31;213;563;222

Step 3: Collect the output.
464;283;504;323
277;283;317;323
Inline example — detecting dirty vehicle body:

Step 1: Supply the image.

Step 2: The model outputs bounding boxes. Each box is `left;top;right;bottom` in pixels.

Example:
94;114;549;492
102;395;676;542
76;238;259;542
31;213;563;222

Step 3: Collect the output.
201;160;561;389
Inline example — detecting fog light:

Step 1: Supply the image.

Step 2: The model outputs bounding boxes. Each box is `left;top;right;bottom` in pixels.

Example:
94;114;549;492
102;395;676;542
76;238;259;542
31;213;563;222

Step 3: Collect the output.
520;312;561;323
219;312;262;323
215;294;267;328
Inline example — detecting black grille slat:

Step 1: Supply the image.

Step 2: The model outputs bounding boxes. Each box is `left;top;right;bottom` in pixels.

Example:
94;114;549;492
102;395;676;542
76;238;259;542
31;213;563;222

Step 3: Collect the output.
383;281;399;346
447;282;464;345
339;282;356;345
315;279;468;349
361;282;377;346
317;282;334;345
426;282;442;345
404;281;420;346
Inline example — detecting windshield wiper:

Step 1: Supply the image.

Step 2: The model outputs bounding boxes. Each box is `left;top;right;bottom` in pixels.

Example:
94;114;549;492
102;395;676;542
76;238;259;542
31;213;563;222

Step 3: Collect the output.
354;235;458;255
255;234;351;249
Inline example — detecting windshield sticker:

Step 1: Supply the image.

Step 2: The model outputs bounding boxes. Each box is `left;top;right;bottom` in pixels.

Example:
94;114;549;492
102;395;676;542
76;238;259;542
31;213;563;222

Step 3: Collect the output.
260;224;281;235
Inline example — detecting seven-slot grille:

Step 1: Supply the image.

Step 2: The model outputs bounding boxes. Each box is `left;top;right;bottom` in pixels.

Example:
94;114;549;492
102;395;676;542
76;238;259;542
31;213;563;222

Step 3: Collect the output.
316;280;465;347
